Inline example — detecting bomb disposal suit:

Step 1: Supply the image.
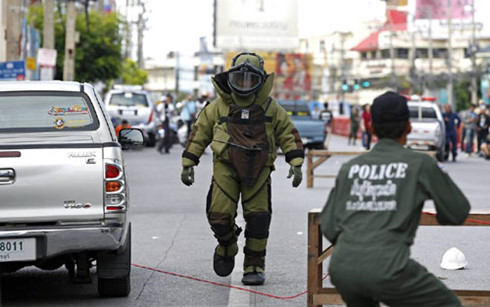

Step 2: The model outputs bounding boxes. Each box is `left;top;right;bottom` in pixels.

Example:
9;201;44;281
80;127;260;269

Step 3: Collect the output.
180;53;304;285
321;92;471;306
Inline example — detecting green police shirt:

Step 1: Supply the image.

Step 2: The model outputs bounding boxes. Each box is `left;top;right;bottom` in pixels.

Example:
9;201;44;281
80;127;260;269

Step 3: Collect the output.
321;138;470;271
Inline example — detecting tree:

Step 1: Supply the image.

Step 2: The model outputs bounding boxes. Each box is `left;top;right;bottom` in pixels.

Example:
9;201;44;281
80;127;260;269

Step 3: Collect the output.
121;59;148;85
27;4;123;83
455;78;471;111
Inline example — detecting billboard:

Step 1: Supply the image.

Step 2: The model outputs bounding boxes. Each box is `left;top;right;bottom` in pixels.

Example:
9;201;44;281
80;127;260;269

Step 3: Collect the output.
224;52;312;100
274;53;312;100
215;0;299;51
410;0;490;39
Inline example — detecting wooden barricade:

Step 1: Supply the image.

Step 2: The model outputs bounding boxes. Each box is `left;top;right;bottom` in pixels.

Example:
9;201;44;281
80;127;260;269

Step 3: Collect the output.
307;150;364;188
307;208;490;307
307;149;437;188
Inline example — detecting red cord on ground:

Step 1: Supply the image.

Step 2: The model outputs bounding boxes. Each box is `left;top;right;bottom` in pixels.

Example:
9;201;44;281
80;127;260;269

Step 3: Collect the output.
132;263;329;300
133;213;489;300
422;211;490;225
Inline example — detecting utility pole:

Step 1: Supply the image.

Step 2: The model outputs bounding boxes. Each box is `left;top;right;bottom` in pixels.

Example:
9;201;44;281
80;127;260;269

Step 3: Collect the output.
409;10;417;93
63;0;76;81
339;32;346;103
6;0;22;61
43;0;55;49
388;10;396;89
427;6;433;91
123;0;132;59
446;0;454;109
470;0;477;105
136;0;147;69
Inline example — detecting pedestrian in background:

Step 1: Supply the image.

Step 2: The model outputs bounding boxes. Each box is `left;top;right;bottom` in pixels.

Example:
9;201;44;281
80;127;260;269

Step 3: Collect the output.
321;91;470;307
115;119;131;137
443;104;462;162
177;95;197;140
477;105;490;154
360;104;372;150
196;92;211;116
460;104;477;156
311;105;321;120
180;52;304;286
156;96;175;154
348;107;360;146
320;102;333;130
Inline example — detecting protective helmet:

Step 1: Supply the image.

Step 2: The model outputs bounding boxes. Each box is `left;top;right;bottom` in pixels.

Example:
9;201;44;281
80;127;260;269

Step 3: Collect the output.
227;52;266;96
440;247;468;270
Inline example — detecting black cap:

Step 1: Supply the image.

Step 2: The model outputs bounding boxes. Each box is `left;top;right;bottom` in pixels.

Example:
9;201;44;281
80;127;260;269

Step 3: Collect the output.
371;91;409;123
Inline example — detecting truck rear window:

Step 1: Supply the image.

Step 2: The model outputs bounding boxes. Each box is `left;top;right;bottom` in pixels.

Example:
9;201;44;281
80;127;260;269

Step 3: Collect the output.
280;104;311;117
409;106;437;119
109;92;149;107
0;92;99;132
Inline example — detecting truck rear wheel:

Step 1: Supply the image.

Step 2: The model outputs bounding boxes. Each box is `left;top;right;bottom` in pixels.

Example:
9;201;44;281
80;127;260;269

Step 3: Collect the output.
97;224;131;297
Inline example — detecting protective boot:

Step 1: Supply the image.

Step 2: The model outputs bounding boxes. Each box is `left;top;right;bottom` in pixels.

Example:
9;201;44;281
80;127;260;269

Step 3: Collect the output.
213;247;236;277
212;226;242;277
242;248;266;285
242;265;265;285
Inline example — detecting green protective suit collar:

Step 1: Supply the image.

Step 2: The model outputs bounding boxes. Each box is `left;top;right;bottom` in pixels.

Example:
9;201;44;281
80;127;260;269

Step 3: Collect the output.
211;71;275;107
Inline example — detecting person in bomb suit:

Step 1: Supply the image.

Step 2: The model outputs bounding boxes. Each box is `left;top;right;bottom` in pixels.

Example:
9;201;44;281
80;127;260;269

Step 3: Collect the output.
180;52;304;285
321;91;470;306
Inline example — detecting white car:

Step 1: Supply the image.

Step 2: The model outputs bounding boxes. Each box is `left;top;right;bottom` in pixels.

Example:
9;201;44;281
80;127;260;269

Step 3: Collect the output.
0;81;143;297
104;85;157;146
406;96;446;161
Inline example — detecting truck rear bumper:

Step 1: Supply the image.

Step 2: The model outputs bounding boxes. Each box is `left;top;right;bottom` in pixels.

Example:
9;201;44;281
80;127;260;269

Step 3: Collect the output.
0;223;126;260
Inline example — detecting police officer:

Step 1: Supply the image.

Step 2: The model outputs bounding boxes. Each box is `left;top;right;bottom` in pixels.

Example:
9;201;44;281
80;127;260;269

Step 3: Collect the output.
321;91;470;306
180;52;304;285
443;104;462;162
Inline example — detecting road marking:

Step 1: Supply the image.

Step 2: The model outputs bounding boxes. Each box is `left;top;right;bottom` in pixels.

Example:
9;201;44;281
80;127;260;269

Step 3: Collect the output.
228;248;251;306
228;232;251;306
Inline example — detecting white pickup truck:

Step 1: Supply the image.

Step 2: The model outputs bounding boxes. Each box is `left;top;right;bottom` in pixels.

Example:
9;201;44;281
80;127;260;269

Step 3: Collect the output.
0;81;143;297
406;96;447;161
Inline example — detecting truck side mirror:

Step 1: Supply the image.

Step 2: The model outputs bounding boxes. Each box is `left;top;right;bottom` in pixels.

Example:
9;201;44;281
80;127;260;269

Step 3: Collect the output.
118;128;145;149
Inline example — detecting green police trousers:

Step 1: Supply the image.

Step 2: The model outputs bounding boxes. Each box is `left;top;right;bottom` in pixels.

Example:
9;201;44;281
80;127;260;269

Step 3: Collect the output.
329;244;461;307
206;161;272;273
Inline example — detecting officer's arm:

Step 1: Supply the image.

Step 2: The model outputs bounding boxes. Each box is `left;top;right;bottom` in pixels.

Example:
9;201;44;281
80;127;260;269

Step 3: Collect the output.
273;104;304;166
419;157;470;225
321;184;340;245
182;103;215;167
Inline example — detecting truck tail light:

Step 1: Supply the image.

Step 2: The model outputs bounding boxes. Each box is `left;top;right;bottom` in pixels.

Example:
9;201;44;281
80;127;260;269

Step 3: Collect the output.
148;109;154;124
104;163;126;212
106;181;121;192
106;165;120;178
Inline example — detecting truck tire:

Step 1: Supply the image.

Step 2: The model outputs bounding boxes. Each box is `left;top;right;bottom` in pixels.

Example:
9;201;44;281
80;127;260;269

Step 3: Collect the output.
145;133;156;147
436;147;446;162
97;224;131;297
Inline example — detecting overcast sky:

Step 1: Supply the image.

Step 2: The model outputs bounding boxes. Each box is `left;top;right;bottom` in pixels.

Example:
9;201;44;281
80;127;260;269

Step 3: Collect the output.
120;0;386;61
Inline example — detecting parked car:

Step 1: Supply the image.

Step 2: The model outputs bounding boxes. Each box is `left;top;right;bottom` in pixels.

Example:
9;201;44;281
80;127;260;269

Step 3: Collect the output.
406;96;446;161
105;85;157;147
0;81;144;297
277;100;326;149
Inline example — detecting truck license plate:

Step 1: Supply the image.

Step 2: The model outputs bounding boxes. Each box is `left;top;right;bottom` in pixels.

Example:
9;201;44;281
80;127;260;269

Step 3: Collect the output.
0;238;36;262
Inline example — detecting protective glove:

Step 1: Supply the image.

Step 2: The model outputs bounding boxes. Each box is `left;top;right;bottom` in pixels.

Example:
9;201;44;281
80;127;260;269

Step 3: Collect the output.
181;166;195;186
287;165;302;188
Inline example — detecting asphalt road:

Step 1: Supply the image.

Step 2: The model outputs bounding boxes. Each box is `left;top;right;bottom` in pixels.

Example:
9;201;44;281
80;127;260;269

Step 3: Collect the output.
2;135;490;307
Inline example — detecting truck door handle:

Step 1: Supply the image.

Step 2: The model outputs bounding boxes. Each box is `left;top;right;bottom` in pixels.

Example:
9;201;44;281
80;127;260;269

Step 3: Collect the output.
0;169;15;185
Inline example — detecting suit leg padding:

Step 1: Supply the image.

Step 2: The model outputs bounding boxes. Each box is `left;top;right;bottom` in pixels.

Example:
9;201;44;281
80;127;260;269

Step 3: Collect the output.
244;212;271;239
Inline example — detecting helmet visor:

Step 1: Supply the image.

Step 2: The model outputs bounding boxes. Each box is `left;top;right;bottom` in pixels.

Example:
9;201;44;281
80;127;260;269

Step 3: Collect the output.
228;71;263;93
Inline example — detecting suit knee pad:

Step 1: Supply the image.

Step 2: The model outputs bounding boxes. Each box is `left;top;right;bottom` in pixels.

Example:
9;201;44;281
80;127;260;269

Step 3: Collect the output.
244;212;271;239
